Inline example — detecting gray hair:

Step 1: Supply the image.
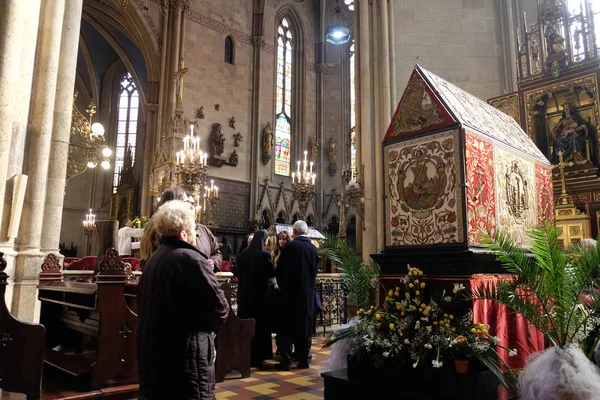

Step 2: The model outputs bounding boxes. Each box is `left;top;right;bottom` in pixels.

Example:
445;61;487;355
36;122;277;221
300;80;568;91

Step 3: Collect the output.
581;238;598;249
293;220;308;235
153;200;196;237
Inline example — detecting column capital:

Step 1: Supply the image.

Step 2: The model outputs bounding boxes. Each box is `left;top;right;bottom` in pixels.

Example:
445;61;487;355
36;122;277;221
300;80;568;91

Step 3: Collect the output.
171;0;190;11
252;36;265;48
146;103;159;113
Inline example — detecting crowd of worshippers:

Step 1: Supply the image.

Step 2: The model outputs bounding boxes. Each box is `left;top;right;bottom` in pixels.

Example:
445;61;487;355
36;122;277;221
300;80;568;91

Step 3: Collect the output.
135;187;320;400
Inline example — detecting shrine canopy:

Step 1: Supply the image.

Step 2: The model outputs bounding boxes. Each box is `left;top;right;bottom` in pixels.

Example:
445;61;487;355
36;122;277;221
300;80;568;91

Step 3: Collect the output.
382;65;552;250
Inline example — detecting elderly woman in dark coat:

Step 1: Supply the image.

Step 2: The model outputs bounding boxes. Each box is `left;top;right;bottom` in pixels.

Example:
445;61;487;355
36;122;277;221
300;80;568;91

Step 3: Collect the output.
137;200;229;400
236;229;276;367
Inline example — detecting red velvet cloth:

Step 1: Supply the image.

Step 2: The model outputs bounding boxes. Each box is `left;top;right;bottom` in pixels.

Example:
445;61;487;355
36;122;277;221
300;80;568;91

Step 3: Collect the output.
122;257;141;271
220;261;232;273
64;256;97;271
471;275;546;369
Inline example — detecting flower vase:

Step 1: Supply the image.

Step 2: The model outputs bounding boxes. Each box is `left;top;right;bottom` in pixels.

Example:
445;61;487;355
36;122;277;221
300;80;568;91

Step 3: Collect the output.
454;359;469;374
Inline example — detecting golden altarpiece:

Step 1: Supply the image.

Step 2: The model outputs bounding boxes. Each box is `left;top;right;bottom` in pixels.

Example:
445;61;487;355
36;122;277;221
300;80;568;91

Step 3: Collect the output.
489;0;600;243
109;147;138;224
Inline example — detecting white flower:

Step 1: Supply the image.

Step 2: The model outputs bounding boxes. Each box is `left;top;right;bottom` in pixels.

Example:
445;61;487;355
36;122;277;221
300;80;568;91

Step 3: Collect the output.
453;283;466;294
424;343;433;349
404;339;410;344
383;351;390;358
509;348;518;357
490;336;500;344
426;326;432;333
420;317;429;322
432;360;443;368
444;296;453;303
400;275;411;284
412;362;418;368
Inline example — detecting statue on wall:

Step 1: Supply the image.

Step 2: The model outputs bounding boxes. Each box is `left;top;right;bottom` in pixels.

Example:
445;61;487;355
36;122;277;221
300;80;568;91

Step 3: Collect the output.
196;106;204;119
174;57;188;107
228;150;239;166
550;102;589;164
309;136;318;162
210;123;226;157
261;122;273;165
328;137;337;176
229;116;236;129
233;132;243;147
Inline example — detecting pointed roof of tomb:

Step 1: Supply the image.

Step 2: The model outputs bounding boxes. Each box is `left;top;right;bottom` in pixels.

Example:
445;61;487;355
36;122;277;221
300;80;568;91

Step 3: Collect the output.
384;65;549;164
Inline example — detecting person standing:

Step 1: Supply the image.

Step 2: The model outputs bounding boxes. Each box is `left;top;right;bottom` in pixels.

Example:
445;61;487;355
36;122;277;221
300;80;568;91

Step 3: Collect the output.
117;219;136;256
220;236;232;262
275;221;318;370
236;229;276;367
186;191;222;273
137;200;229;400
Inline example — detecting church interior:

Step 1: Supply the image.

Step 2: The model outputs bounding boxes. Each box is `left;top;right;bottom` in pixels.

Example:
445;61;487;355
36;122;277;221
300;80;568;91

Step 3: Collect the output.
2;0;600;398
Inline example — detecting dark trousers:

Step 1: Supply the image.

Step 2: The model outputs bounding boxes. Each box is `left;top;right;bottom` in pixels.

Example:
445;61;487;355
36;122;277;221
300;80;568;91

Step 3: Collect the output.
279;336;312;366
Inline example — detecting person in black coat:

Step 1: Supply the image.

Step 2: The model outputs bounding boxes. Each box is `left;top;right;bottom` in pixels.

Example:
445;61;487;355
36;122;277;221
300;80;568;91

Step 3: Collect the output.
137;200;229;400
236;229;276;367
275;220;319;370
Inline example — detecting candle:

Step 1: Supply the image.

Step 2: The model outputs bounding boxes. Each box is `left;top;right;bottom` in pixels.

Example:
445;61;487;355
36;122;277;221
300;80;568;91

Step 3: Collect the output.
215;186;219;198
310;161;313;174
297;161;301;173
312;174;316;185
292;172;295;183
190;124;195;137
203;192;206;210
211;180;214;190
304;150;308;161
176;151;180;164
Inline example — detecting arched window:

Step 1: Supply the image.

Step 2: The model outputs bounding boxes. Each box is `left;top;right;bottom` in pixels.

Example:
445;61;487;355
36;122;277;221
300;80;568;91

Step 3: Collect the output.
113;73;139;193
349;40;357;176
275;17;293;176
224;35;234;64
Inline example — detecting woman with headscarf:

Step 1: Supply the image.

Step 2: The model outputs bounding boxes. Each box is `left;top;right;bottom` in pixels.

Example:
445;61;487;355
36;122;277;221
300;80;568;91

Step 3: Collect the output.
236;229;276;367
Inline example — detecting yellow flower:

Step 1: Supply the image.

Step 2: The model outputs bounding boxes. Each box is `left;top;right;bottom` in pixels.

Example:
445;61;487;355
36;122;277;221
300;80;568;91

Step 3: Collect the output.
407;271;413;277
401;312;405;317
423;310;429;316
455;335;467;343
476;329;482;334
419;270;423;276
451;327;456;332
394;291;400;297
389;323;395;331
388;289;393;297
414;279;419;284
471;328;477;333
433;321;438;326
367;310;372;315
395;286;400;291
409;283;414;288
396;303;402;310
483;329;489;335
445;323;450;328
420;282;426;288
449;315;454;320
443;313;448;317
376;322;382;328
376;314;382;321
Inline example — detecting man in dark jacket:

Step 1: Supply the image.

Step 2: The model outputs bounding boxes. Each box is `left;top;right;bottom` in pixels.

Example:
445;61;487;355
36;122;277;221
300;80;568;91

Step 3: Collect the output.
138;200;229;400
275;220;319;370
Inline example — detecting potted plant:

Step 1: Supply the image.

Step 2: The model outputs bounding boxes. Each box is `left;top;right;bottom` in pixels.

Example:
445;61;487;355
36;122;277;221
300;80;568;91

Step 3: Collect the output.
473;223;600;398
450;335;472;373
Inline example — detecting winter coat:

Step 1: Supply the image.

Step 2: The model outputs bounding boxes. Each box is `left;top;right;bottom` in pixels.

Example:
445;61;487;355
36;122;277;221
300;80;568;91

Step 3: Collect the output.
137;237;229;400
275;235;319;338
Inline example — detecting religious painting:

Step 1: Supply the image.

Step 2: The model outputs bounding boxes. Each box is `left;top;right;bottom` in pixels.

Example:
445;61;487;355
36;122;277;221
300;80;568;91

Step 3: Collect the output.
535;163;554;224
383;69;455;143
384;129;463;246
465;131;496;244
494;146;538;247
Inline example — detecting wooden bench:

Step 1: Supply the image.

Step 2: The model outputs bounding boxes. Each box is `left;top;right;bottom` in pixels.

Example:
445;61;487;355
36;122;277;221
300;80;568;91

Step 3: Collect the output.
0;252;45;399
38;249;137;391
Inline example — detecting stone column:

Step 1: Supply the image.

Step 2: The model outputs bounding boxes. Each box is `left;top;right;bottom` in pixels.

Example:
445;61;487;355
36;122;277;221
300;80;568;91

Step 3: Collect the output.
13;0;66;322
387;0;396;106
40;0;84;255
357;0;376;259
500;0;518;93
0;0;28;245
249;36;264;221
372;2;384;250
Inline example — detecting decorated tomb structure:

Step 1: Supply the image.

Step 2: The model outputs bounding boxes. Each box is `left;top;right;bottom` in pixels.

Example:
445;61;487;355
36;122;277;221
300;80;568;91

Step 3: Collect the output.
375;65;553;275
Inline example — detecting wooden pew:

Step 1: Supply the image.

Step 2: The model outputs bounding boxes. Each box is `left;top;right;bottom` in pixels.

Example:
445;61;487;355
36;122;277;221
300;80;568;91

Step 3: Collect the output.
0;252;45;399
215;282;255;382
37;249;137;391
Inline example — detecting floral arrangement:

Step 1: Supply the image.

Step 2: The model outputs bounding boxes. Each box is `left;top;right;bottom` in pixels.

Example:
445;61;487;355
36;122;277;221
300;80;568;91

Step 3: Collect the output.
132;216;149;229
325;266;518;390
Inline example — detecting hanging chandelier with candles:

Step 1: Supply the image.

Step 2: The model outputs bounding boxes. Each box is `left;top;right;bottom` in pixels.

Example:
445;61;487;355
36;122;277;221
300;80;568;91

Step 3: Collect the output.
174;123;208;194
291;150;317;219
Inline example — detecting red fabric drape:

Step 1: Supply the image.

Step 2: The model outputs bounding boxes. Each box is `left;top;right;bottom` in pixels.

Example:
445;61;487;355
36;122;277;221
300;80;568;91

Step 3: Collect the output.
471;275;546;369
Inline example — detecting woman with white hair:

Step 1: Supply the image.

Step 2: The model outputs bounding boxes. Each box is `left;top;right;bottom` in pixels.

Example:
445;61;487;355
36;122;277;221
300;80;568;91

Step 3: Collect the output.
137;200;229;400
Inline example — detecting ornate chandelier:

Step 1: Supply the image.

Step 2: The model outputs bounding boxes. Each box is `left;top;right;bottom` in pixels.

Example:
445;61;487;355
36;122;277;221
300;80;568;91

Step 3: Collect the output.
326;0;351;45
175;123;208;194
344;0;354;11
67;95;112;184
291;150;317;219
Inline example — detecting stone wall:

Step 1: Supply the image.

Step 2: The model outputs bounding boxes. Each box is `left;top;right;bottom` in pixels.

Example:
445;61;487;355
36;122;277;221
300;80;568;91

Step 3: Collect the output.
393;0;507;101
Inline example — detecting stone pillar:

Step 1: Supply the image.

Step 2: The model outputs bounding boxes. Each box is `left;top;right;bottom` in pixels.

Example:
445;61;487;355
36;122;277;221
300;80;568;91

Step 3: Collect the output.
0;0;35;310
40;0;84;254
500;0;519;93
13;0;66;322
357;0;375;259
95;221;118;257
387;0;396;106
249;36;265;222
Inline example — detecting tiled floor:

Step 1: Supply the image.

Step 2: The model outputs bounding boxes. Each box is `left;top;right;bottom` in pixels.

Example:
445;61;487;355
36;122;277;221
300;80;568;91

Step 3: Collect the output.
216;337;329;400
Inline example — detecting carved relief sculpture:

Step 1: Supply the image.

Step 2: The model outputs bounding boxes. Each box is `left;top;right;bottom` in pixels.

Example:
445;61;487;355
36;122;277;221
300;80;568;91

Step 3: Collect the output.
215;104;220;111
209;123;226;157
261;122;273;165
309;136;319;162
228;150;239;166
196;106;204;119
550;102;589;164
328;137;337;176
174;57;188;109
229;116;236;129
233;132;243;147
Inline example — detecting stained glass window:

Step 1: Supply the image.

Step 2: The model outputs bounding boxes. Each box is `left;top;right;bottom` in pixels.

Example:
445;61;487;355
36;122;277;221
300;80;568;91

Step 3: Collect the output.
113;73;138;193
349;41;357;176
275;17;293;176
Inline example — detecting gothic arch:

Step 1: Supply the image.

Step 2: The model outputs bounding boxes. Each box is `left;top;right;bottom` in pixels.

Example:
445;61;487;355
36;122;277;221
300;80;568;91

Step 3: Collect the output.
274;4;307;165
